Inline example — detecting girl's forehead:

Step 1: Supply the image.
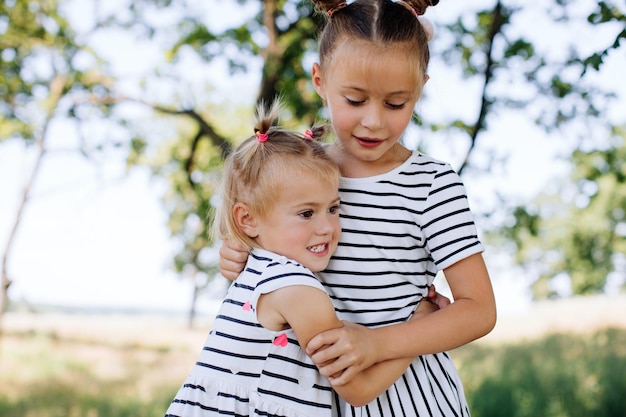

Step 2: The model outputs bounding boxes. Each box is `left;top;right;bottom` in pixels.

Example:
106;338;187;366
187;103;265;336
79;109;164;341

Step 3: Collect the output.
327;38;422;73
325;40;423;91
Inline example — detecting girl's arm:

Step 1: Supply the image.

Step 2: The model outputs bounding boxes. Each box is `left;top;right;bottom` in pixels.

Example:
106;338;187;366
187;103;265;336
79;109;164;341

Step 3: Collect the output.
260;285;416;407
306;252;497;385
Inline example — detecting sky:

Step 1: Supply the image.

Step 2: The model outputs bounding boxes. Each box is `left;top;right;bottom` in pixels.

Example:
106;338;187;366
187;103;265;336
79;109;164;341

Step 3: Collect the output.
1;0;624;317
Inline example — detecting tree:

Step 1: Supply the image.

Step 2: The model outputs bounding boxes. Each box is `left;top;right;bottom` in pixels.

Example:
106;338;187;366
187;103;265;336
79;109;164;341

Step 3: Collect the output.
155;0;626;301
0;0;119;315
470;1;626;298
141;0;324;325
0;0;235;320
2;0;625;321
499;127;626;298
1;0;322;324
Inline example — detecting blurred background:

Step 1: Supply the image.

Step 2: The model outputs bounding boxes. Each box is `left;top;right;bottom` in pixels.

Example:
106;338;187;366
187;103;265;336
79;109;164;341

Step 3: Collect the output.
1;0;625;416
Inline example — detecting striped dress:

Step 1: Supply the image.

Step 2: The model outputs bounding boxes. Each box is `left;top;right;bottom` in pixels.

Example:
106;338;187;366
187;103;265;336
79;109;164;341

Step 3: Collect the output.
165;248;334;417
318;151;483;417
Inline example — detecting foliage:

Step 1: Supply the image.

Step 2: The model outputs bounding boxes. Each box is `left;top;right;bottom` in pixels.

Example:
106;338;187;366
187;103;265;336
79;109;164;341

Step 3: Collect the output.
457;327;626;417
0;0;253;318
583;1;626;74
438;1;621;171
151;104;253;293
0;0;66;141
1;0;626;314
82;0;328;316
98;0;330;318
114;0;334;128
0;0;119;143
0;0;121;314
438;0;626;298
142;0;626;302
497;127;626;298
138;0;323;124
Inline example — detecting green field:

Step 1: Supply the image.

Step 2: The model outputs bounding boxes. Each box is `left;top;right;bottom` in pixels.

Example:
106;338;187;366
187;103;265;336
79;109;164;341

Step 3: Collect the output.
1;298;625;417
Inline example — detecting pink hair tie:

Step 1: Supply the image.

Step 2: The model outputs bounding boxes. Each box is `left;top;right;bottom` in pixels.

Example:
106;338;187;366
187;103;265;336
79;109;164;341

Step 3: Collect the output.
418;17;435;41
396;1;435;41
397;0;418;17
256;131;269;142
327;1;348;18
303;129;314;141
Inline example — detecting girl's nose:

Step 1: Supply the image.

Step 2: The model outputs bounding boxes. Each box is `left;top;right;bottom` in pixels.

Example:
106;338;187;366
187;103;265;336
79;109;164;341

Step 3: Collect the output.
360;103;383;130
317;214;336;235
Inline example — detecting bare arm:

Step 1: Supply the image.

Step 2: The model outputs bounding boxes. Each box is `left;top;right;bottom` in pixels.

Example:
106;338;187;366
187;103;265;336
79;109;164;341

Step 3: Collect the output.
261;285;417;407
307;253;497;384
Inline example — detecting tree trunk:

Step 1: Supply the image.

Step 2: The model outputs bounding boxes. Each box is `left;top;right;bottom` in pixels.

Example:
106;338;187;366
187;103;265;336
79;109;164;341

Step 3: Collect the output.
0;128;47;317
0;75;65;322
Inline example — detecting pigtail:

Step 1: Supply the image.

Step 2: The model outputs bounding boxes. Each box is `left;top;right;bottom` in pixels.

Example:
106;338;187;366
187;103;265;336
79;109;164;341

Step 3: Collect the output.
254;99;282;139
216;97;338;252
305;125;327;142
312;0;348;18
400;0;439;17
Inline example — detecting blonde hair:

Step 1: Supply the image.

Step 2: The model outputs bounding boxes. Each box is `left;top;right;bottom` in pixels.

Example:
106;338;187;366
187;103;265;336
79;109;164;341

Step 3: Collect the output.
312;0;435;90
214;100;340;252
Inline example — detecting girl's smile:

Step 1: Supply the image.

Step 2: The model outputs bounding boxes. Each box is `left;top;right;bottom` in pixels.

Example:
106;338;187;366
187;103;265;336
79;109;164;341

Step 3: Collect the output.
354;136;385;148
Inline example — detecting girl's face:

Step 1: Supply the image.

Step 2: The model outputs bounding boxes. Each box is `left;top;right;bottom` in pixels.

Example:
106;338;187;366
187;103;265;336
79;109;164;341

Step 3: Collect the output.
248;172;341;273
313;40;423;176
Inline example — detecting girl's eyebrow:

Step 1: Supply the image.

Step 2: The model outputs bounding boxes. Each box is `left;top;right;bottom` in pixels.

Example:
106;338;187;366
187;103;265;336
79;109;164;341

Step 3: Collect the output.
342;85;412;95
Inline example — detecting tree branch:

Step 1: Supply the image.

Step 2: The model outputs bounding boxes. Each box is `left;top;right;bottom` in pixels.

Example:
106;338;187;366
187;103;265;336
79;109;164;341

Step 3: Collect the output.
458;0;505;175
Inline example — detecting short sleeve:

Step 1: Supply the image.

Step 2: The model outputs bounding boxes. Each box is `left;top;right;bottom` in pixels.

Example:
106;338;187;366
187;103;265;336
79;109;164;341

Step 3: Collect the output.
422;164;484;270
252;260;327;305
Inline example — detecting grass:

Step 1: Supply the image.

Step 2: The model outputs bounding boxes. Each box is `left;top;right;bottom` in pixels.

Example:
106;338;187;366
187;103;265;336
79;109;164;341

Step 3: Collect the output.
455;328;626;417
1;297;625;417
0;313;203;417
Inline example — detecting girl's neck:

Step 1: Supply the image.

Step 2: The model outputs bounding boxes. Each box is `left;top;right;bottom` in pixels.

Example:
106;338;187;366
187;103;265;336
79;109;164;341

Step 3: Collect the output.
328;142;411;178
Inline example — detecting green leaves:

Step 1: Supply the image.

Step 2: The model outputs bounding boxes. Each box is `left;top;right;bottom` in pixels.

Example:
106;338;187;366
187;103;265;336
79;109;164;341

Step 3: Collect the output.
500;129;626;299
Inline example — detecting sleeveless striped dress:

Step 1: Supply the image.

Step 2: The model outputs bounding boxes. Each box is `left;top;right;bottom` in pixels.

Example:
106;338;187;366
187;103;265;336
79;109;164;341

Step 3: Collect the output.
318;151;483;417
165;248;334;417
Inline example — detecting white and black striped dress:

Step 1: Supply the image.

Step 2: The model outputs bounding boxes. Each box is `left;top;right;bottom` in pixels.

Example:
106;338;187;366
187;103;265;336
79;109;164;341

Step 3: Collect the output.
165;248;334;417
318;151;483;417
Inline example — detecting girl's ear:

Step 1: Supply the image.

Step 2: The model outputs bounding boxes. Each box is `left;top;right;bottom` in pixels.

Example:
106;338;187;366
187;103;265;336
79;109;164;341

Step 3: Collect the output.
311;63;325;98
234;203;259;238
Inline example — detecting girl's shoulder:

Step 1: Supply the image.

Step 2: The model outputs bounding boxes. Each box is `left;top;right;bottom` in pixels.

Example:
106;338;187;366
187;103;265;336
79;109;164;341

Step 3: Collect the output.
411;151;453;169
248;248;309;271
407;151;464;181
245;248;325;293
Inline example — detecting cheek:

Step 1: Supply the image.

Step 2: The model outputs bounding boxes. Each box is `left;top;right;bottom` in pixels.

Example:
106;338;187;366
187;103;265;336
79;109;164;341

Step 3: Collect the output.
330;103;356;128
332;218;342;236
392;110;414;132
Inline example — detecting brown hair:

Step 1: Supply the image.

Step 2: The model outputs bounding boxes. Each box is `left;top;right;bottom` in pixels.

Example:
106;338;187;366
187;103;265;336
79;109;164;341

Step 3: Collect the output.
214;100;340;252
312;0;436;88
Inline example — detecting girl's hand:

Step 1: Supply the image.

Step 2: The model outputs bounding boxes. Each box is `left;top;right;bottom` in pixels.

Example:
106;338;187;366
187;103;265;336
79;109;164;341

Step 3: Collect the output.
426;284;451;310
306;321;381;386
307;284;449;385
218;239;248;281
